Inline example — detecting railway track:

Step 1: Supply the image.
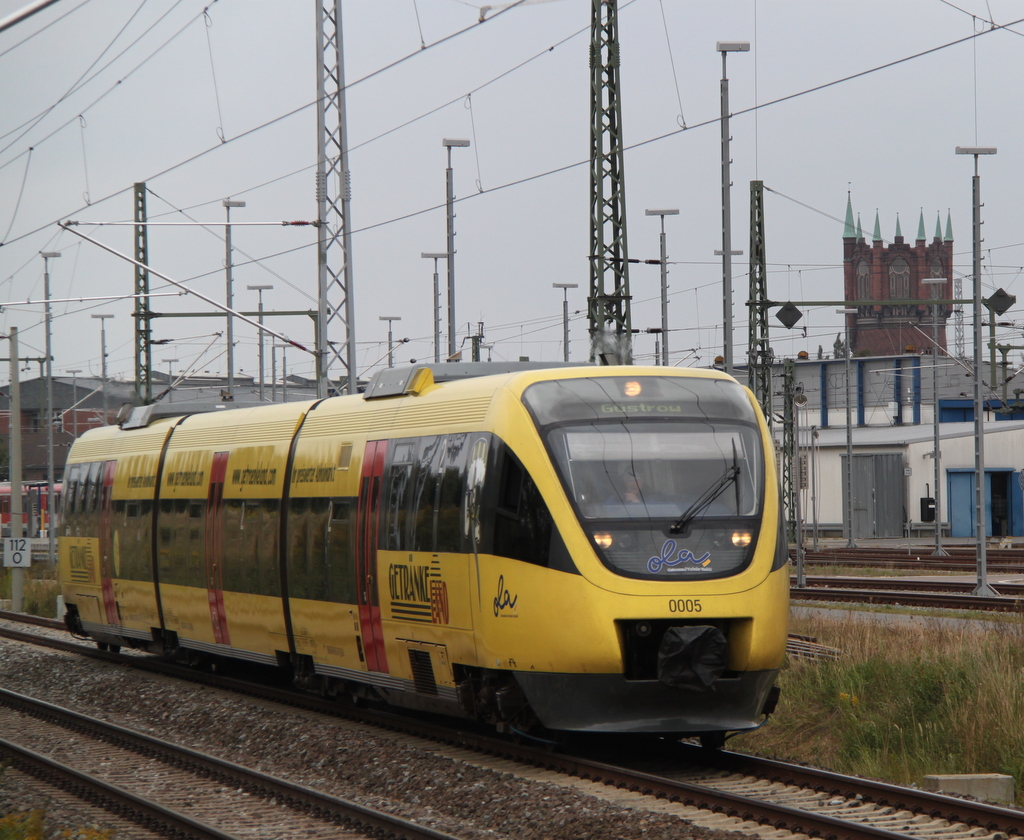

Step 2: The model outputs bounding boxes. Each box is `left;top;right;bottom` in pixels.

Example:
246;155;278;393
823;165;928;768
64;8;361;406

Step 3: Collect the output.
0;685;464;840
2;614;1022;840
796;548;1024;573
790;575;1024;612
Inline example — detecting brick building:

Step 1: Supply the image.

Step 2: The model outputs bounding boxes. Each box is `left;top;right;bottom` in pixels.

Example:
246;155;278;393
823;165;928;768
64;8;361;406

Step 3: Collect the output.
842;195;954;357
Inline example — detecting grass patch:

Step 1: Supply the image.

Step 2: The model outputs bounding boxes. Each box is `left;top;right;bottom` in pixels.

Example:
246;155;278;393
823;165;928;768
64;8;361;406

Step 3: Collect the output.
741;613;1024;804
0;565;60;618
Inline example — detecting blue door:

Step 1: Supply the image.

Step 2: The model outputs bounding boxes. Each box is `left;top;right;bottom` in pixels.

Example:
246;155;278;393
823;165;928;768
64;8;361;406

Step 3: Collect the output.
947;471;974;537
947;470;1024;537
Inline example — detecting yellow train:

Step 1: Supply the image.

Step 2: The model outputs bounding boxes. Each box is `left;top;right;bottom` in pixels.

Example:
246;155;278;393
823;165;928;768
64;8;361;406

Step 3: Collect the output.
58;363;789;745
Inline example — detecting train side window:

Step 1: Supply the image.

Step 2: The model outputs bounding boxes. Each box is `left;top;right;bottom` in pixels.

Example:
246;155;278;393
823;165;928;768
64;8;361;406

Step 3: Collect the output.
85;461;104;515
491;445;553;568
436;434;468;553
255;498;280;596
381;439;417;551
326;498;357;603
412;437;443;551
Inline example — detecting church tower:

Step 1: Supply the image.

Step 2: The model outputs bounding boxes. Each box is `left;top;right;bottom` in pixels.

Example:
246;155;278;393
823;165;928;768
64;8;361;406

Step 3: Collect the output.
842;196;953;357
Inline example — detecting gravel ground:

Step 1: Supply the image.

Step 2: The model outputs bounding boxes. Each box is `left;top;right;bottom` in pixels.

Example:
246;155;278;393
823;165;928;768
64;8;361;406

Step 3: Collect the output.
0;635;752;840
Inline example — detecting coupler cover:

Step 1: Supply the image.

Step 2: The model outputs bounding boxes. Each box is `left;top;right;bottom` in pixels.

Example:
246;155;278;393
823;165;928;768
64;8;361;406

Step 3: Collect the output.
657;626;727;691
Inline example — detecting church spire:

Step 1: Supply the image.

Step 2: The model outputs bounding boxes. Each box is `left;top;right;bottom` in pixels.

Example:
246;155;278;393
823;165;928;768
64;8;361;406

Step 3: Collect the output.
934;212;942;241
856;213;863;241
944;210;953;242
843;192;856;238
917;209;926;241
873;210;881;243
895;213;903;239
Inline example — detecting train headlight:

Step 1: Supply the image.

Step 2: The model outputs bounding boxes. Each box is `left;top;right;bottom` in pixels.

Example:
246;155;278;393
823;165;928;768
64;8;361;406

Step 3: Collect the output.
593;532;613;548
731;530;753;548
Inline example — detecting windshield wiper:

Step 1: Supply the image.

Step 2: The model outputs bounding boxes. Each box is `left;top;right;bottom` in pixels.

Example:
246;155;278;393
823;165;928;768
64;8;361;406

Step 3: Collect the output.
669;464;740;535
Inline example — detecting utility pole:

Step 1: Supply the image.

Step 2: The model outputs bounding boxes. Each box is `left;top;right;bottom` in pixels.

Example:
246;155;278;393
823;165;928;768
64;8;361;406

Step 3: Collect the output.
422;253;446;363
589;0;632;364
717;41;749;375
92;314;113;423
247;284;273;399
40;251;59;565
8;327;23;611
223;199;245;399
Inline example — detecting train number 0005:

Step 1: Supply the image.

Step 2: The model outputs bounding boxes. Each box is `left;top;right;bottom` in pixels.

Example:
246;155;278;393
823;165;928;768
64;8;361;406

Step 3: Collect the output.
667;598;701;613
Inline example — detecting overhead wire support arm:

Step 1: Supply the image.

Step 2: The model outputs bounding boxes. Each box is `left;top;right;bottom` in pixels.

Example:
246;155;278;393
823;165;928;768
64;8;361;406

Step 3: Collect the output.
58;223;312;355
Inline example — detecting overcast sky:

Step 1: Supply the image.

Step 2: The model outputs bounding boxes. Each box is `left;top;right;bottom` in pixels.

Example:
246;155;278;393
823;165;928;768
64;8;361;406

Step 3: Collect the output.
1;0;1022;392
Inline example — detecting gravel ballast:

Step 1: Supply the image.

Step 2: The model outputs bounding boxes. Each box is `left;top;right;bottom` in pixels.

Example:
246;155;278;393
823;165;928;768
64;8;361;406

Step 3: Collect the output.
0;634;755;840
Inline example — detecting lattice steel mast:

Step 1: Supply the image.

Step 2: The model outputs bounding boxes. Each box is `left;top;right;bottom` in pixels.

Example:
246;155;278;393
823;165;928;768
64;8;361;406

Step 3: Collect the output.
133;182;153;404
316;0;357;396
588;0;632;364
747;180;772;424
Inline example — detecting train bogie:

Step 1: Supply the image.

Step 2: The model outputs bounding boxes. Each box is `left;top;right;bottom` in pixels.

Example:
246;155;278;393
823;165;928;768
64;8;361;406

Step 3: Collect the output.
59;364;788;741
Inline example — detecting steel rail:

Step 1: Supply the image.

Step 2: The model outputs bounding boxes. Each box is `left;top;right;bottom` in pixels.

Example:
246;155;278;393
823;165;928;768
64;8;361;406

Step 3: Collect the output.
790;587;1024;612
0;686;466;840
795;576;1024;597
0;738;241;840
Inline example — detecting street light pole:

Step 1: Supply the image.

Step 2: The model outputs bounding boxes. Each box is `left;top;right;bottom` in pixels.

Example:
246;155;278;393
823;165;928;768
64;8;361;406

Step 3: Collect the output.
837;307;857;547
421;253;447;363
66;369;81;439
717;41;749;376
379;316;401;368
552;283;579;362
40;251;59;562
247;284;273;400
91;314;113;423
956;145;998;597
645;209;678;365
442;139;470;361
223;199;245;398
922;276;948;557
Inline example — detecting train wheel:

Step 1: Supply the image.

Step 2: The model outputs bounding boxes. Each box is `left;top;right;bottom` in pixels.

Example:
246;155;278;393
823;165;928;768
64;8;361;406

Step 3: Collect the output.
109;645;120;654
97;642;108;651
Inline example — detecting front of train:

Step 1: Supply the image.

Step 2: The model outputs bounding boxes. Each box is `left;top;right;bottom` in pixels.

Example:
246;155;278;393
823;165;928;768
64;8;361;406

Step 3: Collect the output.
485;366;789;740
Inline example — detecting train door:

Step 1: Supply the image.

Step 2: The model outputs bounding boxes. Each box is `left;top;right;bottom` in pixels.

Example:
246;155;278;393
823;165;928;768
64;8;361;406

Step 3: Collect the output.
356;440;389;672
205;452;230;645
98;461;119;625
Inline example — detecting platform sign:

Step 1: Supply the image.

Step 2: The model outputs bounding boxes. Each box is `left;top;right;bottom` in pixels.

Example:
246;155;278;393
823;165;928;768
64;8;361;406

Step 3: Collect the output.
4;538;39;568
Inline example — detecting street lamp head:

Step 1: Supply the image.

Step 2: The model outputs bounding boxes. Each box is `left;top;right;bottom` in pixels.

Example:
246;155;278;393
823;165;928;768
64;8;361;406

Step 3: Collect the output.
717;41;750;52
921;277;947;285
247;284;273;291
955;146;997;155
223;199;246;208
421;252;448;260
836;308;858;315
40;251;61;259
379;316;402;321
442;138;471;148
552;283;579;290
91;313;114;320
645;209;679;216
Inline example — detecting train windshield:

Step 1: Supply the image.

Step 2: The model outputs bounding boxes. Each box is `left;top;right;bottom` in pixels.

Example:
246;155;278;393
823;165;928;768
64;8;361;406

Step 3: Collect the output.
523;376;765;580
